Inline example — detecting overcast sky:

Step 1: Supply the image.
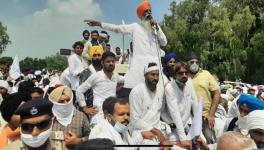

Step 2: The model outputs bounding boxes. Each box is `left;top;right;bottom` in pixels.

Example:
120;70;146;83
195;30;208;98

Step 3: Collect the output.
0;0;172;59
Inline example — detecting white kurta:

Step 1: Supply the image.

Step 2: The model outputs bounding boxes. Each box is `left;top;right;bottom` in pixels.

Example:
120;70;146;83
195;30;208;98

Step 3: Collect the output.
68;53;85;90
129;83;169;133
164;79;197;141
101;22;167;88
76;70;124;124
89;118;143;149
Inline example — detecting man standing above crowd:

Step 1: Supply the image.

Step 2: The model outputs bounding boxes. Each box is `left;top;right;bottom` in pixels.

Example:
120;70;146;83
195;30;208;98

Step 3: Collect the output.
186;53;221;144
76;52;124;125
85;0;167;94
67;41;86;91
81;30;90;44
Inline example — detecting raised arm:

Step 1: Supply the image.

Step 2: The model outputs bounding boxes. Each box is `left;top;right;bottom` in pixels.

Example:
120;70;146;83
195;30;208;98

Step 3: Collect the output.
84;19;134;35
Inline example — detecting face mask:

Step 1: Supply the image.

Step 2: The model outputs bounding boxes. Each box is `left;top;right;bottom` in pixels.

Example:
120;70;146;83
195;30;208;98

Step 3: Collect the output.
52;97;74;126
189;63;199;74
20;125;52;148
175;79;186;87
114;121;129;133
237;115;249;135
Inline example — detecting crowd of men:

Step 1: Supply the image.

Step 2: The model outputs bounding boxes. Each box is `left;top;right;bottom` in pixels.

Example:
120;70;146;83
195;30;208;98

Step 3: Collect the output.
1;0;264;150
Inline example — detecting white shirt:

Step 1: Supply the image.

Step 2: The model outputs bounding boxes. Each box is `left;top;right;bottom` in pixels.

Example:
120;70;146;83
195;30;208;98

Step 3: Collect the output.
101;22;167;88
129;83;165;131
68;53;85;90
164;79;197;141
89;118;143;149
76;70;124;108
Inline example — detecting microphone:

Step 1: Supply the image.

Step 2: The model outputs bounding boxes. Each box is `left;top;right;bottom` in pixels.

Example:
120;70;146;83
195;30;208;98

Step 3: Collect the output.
146;15;159;31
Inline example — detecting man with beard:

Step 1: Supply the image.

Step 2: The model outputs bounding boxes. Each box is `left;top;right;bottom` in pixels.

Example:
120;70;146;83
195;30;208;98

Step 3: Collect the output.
129;62;172;147
83;30;102;65
186;52;221;144
67;41;86;91
76;52;124;125
162;52;177;85
246;110;264;149
81;30;90;44
84;0;167;94
163;62;197;149
88;46;104;74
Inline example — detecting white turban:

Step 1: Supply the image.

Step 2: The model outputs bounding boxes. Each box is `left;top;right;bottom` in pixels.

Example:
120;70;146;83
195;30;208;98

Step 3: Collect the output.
247;110;264;130
0;80;10;92
144;63;159;75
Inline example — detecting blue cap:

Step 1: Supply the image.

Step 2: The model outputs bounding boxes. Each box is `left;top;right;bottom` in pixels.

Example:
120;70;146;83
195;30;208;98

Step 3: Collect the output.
238;94;264;112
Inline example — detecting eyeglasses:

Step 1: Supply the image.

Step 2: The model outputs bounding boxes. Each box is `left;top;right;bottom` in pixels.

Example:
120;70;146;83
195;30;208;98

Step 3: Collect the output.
21;118;52;133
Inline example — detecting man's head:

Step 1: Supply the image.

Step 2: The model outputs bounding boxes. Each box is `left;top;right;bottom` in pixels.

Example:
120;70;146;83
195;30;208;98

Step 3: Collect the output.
49;86;73;104
99;31;108;43
15;99;53;148
216;131;256;150
103;97;129;133
0;93;27;129
101;52;116;73
91;30;99;41
174;62;188;87
89;46;104;66
144;62;159;91
248;87;256;96
247;110;264;148
29;87;44;100
115;47;121;56
72;41;84;56
163;52;176;70
0;80;10;96
237;94;264;117
82;30;90;41
137;0;152;20
186;52;200;74
75;138;114;150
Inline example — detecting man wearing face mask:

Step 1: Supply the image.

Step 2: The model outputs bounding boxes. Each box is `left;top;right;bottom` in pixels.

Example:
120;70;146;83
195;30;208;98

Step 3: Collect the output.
226;94;264;135
76;52;124;125
4;99;66;150
84;0;167;94
163;62;197;149
186;52;221;144
49;86;90;150
129;62;172;147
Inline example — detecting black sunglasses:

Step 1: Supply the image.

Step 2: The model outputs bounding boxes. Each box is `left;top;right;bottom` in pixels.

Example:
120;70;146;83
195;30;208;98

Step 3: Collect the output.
21;118;52;133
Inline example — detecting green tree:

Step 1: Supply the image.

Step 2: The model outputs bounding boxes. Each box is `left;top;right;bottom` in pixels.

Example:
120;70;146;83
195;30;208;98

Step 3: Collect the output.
45;54;67;71
0;21;11;55
161;0;264;83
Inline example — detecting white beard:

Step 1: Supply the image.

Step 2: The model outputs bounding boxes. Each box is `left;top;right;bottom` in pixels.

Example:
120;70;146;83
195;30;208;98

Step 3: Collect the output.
142;20;152;31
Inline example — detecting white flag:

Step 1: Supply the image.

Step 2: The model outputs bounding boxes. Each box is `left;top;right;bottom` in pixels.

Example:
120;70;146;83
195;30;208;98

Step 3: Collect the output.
9;55;21;80
187;97;204;140
122;19;125;25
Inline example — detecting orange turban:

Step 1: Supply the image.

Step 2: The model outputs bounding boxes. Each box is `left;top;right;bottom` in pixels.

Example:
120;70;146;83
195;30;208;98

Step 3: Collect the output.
88;45;104;58
136;0;151;19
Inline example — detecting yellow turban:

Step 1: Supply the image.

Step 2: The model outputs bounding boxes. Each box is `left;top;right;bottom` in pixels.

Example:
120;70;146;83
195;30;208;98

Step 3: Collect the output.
88;46;104;58
49;86;73;102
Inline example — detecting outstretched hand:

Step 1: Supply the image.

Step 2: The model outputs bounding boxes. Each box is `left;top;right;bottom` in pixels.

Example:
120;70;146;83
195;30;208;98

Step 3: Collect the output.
84;19;101;27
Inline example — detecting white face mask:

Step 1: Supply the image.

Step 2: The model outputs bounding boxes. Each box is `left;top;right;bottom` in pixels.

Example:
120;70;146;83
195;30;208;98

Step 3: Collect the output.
114;121;129;133
20;125;52;148
189;63;199;73
51;96;74;126
237;115;249;135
